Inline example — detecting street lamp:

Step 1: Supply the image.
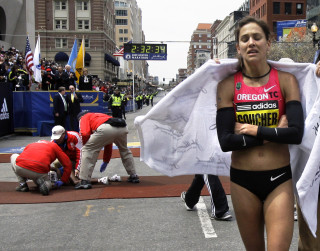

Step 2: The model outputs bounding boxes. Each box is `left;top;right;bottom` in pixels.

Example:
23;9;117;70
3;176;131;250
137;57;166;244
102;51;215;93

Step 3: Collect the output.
311;23;320;49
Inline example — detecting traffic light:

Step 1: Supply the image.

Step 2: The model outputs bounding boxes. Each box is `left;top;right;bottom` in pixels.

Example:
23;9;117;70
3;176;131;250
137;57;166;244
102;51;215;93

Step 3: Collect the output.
172;78;174;82
163;78;165;81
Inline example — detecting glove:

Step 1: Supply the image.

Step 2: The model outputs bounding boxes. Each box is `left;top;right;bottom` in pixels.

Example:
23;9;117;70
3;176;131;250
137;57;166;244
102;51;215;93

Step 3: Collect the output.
58;166;64;176
100;162;108;173
55;180;64;188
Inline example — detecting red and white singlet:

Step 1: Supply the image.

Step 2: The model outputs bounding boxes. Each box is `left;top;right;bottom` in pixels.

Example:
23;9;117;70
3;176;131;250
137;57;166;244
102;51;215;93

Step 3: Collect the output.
233;67;285;128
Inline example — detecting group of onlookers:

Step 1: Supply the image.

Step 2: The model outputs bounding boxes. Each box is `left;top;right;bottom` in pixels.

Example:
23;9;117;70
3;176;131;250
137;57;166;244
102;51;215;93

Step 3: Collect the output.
0;46;117;92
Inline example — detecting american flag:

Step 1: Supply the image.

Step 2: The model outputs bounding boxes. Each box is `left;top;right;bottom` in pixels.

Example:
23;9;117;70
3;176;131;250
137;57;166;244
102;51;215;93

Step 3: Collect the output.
113;47;124;57
25;36;34;74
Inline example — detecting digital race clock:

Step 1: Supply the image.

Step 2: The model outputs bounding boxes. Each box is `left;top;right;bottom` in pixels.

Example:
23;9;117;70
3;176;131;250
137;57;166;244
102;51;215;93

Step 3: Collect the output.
123;43;167;61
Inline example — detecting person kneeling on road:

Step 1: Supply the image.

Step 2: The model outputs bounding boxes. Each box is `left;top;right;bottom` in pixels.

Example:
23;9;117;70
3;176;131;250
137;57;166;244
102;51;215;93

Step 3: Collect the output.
75;111;139;189
11;140;72;195
50;125;82;185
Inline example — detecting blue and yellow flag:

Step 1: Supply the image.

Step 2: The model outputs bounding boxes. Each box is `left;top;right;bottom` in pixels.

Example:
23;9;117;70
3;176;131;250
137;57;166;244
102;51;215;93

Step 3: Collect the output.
68;38;77;73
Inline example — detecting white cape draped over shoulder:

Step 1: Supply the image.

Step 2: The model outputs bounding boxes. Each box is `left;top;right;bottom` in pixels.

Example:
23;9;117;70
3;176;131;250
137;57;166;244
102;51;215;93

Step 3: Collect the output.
134;59;320;236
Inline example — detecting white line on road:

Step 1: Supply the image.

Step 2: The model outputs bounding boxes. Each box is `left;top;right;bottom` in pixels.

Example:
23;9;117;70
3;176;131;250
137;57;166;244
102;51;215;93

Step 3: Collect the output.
196;196;217;238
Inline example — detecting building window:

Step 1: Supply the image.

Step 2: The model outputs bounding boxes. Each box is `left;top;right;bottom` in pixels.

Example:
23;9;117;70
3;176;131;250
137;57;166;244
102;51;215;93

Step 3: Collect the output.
55;19;67;29
77;39;90;48
85;39;90;48
55;0;67;10
119;37;123;42
256;9;260;18
116;19;128;25
55;38;68;48
285;3;292;14
296;3;303;15
116;10;128;16
77;0;89;10
119;29;128;34
262;4;266;16
115;1;127;7
77;20;90;30
273;2;280;14
124;37;128;42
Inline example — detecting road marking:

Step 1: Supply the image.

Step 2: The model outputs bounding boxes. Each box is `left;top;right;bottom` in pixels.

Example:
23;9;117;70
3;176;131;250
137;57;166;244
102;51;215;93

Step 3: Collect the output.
196;197;217;238
107;206;125;212
83;205;94;216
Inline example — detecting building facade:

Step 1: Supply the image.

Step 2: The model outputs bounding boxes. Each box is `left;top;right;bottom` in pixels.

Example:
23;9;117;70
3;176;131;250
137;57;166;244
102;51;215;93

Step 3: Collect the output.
114;0;146;89
215;2;249;59
211;20;222;59
250;0;307;34
34;0;119;82
227;10;249;58
177;68;187;84
0;0;35;52
187;23;212;76
216;16;231;59
307;0;320;29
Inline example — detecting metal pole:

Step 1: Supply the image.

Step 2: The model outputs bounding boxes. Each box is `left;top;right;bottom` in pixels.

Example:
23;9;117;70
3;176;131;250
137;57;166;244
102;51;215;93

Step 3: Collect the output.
132;60;135;112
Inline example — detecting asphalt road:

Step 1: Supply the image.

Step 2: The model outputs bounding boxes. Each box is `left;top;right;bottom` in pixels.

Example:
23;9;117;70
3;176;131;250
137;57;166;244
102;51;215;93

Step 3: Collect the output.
0;91;299;250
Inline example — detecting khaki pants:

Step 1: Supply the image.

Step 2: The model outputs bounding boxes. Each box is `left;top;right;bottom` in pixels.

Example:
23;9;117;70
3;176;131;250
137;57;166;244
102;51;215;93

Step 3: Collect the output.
10;154;52;190
79;123;136;180
298;195;320;251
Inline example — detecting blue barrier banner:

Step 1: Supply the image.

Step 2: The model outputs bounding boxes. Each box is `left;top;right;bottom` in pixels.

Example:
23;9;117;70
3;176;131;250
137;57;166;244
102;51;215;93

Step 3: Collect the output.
13;91;109;136
0;82;13;136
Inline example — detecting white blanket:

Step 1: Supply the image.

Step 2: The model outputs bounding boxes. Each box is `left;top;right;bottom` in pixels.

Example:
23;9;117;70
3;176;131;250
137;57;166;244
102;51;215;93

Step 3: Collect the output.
134;59;320;236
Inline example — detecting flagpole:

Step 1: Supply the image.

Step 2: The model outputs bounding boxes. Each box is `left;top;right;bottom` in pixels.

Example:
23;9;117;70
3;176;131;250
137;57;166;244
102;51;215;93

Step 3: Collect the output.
132;60;135;112
82;36;85;68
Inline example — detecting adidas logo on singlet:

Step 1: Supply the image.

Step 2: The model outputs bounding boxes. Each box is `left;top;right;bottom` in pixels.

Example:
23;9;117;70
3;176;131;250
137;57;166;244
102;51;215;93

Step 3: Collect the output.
252;102;277;110
237;101;278;111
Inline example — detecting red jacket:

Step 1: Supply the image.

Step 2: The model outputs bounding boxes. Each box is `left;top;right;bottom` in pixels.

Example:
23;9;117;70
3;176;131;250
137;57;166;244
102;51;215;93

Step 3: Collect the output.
79;113;112;163
16;140;72;183
52;131;82;171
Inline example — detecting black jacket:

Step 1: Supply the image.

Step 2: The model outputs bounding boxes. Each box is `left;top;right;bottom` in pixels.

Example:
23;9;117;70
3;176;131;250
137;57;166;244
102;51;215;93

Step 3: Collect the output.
53;93;67;115
62;71;78;89
79;75;93;90
66;92;83;115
